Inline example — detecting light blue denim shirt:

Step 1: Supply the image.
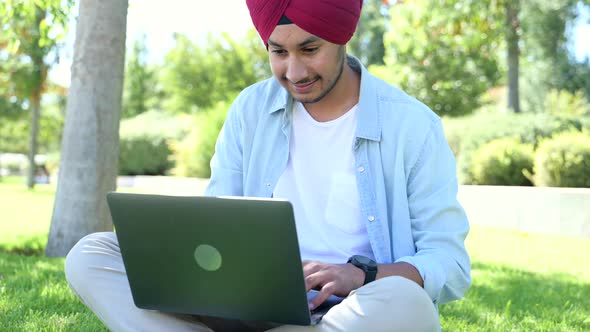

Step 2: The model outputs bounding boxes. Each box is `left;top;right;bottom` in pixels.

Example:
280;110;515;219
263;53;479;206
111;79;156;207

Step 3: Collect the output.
204;56;471;305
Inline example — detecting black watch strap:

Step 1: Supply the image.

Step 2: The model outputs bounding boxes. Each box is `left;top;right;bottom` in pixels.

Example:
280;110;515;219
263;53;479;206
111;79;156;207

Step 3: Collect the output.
347;255;378;285
363;265;377;285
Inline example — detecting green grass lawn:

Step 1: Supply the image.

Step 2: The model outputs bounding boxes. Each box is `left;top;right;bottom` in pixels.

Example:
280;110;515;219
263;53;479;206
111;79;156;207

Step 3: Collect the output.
0;177;56;255
1;178;589;331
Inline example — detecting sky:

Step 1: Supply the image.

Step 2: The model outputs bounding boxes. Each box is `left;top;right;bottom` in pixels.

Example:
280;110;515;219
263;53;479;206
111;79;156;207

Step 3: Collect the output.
49;0;590;87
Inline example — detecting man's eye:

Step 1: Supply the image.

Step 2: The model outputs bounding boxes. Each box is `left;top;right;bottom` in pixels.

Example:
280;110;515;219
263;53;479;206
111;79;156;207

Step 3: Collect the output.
303;47;318;53
272;49;286;55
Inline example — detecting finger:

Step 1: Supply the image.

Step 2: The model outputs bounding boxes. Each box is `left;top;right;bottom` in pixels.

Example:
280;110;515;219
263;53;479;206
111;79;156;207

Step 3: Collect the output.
302;261;323;278
306;265;337;292
305;269;326;291
310;281;337;310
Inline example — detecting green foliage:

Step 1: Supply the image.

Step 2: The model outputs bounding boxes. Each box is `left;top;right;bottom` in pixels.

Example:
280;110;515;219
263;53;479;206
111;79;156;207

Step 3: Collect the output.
122;34;158;118
1;0;73;187
520;1;581;65
119;110;193;140
580;116;590;133
348;0;387;66
172;102;229;178
470;138;534;186
0;0;73;99
0;0;72;51
118;135;172;176
0;59;28;118
0;114;29;153
557;59;590;101
533;131;590;188
443;112;584;183
380;0;502;117
519;1;590;112
0;95;64;154
160;31;269;113
544;89;590;116
118;111;193;176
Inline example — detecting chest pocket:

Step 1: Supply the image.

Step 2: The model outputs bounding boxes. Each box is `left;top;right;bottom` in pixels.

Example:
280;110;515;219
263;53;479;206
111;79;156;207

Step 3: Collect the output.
324;172;364;234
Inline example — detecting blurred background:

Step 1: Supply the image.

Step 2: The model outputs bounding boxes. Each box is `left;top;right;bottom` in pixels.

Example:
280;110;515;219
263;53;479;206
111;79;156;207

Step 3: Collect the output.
2;0;590;185
1;0;589;330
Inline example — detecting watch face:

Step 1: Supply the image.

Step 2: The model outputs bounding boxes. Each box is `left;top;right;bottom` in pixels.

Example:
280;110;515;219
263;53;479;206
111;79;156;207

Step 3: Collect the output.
356;256;372;264
352;255;377;268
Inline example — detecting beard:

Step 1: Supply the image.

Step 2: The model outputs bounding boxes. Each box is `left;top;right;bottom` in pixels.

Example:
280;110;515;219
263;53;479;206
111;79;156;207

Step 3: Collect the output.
289;47;346;104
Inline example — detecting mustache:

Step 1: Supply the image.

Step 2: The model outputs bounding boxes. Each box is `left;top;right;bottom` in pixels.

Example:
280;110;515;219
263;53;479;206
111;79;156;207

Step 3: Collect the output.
285;76;320;85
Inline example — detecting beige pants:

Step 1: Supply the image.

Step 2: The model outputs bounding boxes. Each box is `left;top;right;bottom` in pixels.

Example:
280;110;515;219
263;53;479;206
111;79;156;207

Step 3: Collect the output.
65;232;440;332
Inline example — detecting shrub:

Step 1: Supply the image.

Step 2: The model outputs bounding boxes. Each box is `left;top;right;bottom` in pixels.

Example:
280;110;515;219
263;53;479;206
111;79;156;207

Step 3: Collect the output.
580;116;590;133
533;131;590;188
172;102;229;178
119;110;193;141
118;111;192;176
443;112;584;184
119;135;172;176
470;138;534;186
544;89;590;116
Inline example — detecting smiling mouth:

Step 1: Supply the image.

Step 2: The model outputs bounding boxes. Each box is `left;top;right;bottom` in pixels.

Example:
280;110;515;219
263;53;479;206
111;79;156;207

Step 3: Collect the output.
291;78;319;93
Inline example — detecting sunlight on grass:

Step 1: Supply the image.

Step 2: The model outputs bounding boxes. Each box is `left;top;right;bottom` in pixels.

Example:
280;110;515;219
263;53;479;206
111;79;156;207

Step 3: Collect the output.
440;262;590;331
0;179;589;330
466;225;590;281
0;180;55;255
0;253;108;331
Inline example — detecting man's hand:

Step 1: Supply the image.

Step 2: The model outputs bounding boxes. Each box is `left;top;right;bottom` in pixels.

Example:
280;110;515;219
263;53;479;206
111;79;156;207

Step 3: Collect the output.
302;260;365;310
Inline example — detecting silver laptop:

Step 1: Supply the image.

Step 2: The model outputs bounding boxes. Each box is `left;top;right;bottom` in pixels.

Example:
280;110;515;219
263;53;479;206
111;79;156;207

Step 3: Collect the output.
106;192;342;326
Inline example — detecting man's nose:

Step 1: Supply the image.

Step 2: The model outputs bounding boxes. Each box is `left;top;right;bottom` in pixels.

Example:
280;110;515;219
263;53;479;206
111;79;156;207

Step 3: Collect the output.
285;57;308;83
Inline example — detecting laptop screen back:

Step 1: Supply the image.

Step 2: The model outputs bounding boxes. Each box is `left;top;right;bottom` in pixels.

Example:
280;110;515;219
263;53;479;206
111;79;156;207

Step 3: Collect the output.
107;193;313;325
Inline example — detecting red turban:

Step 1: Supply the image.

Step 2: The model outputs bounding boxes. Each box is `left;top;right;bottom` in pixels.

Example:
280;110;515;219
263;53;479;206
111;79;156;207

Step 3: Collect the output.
246;0;363;46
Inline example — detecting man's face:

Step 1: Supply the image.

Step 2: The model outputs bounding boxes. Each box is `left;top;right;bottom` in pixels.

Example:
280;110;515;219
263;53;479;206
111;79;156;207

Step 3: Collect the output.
267;23;345;104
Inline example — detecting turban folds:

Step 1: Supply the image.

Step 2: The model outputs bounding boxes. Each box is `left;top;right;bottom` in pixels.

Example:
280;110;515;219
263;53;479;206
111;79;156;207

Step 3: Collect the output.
246;0;363;46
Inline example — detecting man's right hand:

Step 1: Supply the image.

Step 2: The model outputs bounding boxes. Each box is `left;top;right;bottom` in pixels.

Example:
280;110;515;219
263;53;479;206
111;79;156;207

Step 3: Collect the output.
302;260;364;310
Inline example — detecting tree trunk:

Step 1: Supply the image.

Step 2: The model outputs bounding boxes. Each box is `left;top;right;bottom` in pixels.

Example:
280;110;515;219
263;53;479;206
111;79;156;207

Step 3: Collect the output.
506;0;521;113
46;0;128;257
26;8;46;190
26;91;41;189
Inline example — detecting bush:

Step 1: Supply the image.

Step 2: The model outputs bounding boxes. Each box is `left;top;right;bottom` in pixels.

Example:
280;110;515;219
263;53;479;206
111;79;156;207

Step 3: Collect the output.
172;102;229;178
579;115;590;133
443;112;584;184
119;110;193;141
470;138;534;186
544;89;590;116
119;135;172;176
118;111;192;176
533;131;590;188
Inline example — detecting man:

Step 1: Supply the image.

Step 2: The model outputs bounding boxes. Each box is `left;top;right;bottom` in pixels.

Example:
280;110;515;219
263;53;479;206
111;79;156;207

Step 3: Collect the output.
65;0;471;331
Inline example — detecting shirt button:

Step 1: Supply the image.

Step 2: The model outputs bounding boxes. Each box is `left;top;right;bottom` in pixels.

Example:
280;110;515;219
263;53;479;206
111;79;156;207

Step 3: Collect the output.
266;183;271;187
368;216;375;222
357;166;365;173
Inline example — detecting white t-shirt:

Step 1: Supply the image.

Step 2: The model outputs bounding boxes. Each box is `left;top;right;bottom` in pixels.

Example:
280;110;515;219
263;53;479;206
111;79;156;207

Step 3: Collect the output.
273;102;375;264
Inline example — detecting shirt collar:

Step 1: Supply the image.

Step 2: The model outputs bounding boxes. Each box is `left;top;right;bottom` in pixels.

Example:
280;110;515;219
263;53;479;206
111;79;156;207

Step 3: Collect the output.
350;55;382;142
269;83;289;114
267;55;382;142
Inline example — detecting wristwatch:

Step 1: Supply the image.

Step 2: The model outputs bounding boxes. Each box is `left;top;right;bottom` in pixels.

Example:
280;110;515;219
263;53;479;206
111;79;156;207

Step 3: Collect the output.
347;255;378;285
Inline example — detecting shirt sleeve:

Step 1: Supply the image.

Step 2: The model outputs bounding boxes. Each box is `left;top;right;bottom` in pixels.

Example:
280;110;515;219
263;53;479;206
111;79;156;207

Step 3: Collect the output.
395;118;472;305
203;101;244;197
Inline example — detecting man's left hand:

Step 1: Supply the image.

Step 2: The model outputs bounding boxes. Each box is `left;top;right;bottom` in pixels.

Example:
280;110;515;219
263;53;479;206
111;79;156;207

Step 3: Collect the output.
302;260;365;310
